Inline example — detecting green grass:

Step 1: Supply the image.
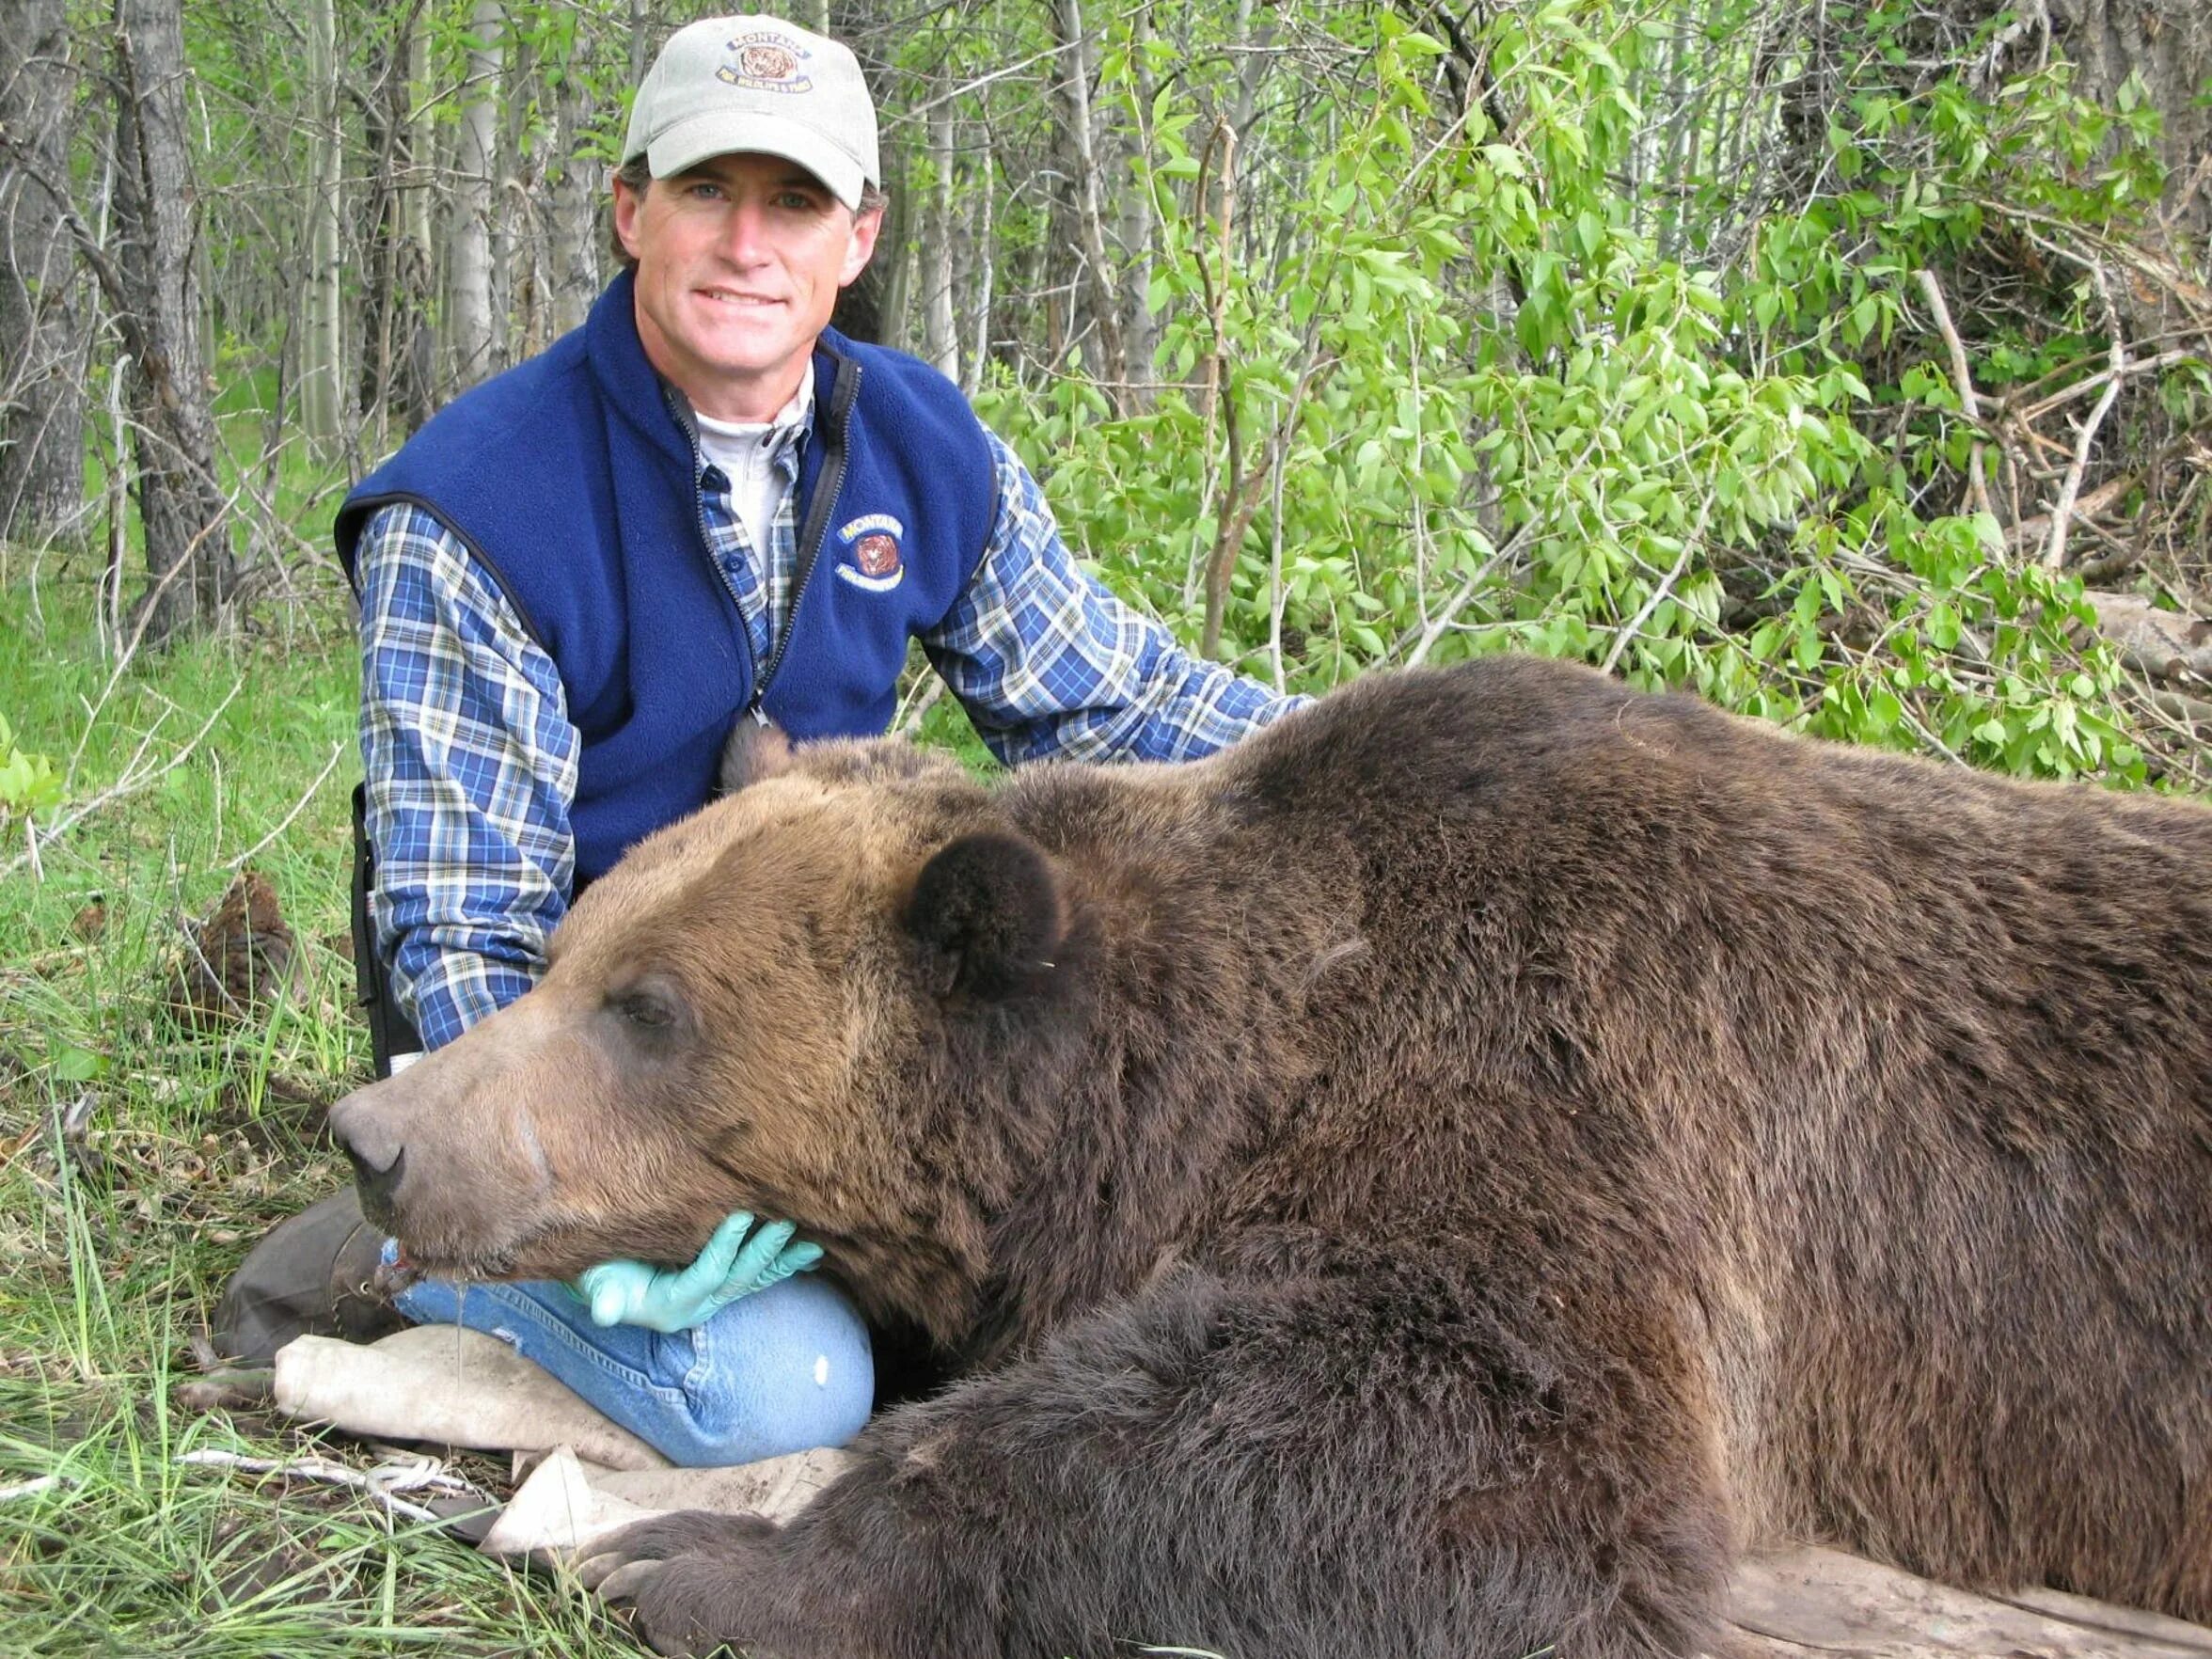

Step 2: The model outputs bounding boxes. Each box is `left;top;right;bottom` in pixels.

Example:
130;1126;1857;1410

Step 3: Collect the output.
0;571;640;1653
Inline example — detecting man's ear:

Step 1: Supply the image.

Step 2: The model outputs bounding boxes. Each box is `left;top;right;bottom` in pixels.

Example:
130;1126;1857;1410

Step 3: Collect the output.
612;174;647;263
719;716;794;796
902;831;1065;1001
840;205;884;288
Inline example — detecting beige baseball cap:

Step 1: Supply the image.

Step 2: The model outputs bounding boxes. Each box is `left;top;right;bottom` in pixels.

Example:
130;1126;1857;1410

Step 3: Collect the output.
623;16;880;211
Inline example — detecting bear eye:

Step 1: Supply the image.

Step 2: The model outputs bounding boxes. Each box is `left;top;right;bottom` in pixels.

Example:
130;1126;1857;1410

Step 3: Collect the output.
611;986;682;1032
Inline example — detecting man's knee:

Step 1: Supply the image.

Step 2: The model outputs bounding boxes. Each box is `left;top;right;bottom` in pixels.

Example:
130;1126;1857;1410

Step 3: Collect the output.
678;1274;876;1465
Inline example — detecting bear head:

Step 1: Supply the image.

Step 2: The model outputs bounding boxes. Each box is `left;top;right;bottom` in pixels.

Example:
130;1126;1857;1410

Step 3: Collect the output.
327;732;1082;1344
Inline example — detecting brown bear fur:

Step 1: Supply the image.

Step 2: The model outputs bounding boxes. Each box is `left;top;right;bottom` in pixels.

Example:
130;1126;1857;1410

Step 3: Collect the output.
329;656;2212;1659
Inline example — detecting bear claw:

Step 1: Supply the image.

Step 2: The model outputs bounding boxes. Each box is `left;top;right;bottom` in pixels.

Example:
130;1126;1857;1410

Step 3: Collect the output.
575;1512;791;1657
589;1557;668;1603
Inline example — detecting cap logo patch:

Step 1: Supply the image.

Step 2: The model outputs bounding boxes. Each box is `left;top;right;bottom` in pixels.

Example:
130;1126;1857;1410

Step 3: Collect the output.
835;514;906;593
719;32;813;94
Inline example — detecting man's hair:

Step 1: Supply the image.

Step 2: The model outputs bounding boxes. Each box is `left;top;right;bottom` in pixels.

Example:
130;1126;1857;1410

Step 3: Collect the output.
608;157;890;272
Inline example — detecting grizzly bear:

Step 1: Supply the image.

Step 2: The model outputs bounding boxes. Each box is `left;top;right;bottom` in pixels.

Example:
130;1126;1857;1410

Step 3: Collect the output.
328;656;2212;1659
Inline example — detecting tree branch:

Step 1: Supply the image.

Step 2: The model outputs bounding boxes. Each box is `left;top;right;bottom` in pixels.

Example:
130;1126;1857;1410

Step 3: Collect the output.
2042;263;2125;572
1913;268;1998;524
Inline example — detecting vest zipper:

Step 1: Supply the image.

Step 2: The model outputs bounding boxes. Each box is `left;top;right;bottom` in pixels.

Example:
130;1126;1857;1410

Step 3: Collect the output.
665;386;765;699
753;356;861;711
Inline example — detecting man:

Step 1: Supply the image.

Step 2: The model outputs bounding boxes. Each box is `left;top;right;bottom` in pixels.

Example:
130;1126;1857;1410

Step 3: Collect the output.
215;14;1303;1465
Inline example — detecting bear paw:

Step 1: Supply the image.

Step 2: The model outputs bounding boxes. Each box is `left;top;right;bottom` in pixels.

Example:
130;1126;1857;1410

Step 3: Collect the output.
577;1511;782;1658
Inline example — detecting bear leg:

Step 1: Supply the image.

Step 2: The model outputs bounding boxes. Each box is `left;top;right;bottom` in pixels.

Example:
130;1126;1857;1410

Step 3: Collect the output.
583;1254;1731;1659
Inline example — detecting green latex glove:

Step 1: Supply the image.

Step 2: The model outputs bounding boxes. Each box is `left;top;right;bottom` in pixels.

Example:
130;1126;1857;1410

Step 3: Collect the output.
572;1211;824;1334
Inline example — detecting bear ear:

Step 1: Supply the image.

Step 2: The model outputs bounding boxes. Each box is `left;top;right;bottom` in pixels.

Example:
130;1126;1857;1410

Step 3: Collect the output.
719;715;794;796
901;831;1066;1002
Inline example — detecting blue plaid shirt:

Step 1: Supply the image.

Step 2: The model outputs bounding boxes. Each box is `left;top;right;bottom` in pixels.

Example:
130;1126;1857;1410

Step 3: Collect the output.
359;425;1305;1051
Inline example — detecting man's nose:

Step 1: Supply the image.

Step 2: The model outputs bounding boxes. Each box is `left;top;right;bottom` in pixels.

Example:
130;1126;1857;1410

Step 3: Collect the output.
719;199;773;262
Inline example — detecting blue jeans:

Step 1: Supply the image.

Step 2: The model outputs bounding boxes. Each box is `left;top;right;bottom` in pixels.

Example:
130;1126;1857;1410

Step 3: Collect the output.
386;1243;875;1467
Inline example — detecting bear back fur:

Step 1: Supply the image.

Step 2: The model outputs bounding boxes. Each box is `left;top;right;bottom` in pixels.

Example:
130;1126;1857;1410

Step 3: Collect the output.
909;657;2212;1612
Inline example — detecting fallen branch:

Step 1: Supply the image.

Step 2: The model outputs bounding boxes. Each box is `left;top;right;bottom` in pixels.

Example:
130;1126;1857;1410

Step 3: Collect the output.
2148;687;2212;729
0;1475;75;1505
224;739;348;871
2013;347;2203;426
893;672;947;735
0;683;242;882
2085;591;2212;686
2001;474;2133;556
175;1447;486;1528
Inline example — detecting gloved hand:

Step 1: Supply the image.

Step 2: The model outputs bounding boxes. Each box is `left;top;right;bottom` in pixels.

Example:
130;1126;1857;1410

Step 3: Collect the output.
572;1211;824;1334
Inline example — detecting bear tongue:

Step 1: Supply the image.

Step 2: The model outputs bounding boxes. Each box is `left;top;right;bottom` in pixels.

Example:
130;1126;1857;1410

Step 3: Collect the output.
372;1252;424;1297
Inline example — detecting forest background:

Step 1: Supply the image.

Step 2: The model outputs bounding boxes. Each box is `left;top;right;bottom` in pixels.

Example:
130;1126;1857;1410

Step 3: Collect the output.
0;0;2207;1651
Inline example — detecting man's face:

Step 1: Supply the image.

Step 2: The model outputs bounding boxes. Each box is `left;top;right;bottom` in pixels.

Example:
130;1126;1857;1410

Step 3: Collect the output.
614;152;881;423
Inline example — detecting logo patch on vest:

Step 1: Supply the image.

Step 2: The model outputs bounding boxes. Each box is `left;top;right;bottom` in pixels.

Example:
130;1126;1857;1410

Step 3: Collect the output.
835;514;906;593
718;32;813;94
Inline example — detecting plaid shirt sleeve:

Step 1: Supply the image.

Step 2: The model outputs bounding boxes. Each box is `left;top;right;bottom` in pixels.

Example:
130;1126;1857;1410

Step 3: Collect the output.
923;431;1310;766
356;503;578;1051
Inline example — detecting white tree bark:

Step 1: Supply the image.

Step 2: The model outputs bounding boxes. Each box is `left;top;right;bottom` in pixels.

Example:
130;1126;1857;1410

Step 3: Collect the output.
403;8;432;260
448;0;502;391
547;62;599;338
963;151;994;399
300;0;343;450
1114;1;1154;403
922;106;960;382
1046;0;1127;399
495;23;530;356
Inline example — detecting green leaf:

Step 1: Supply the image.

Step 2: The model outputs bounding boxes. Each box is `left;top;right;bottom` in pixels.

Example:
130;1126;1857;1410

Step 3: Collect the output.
1925;602;1961;651
1575;209;1604;261
51;1045;108;1083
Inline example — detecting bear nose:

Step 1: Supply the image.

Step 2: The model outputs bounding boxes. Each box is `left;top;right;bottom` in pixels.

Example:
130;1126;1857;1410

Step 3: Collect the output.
328;1093;408;1221
347;1143;407;1219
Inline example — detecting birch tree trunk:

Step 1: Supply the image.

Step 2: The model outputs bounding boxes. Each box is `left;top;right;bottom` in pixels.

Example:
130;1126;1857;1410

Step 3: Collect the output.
358;22;403;439
362;5;434;436
873;158;914;352
547;62;600;338
448;0;502;391
496;24;531;358
922;108;960;381
1046;0;1129;402
1114;2;1155;404
0;0;87;543
963;152;994;399
113;0;234;643
300;0;343;451
400;6;434;428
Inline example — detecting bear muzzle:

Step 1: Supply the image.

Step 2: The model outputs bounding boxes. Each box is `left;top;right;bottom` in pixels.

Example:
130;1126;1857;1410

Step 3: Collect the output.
326;1019;574;1279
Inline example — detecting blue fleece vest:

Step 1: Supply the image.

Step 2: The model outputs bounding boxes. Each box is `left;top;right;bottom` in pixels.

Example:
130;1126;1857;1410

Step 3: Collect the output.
336;273;999;883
